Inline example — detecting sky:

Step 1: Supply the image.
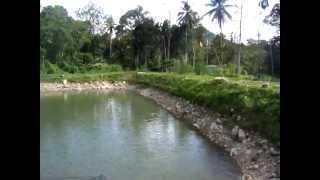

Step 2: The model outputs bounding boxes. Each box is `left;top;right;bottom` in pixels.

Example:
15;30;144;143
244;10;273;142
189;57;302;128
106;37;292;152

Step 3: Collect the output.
40;0;279;44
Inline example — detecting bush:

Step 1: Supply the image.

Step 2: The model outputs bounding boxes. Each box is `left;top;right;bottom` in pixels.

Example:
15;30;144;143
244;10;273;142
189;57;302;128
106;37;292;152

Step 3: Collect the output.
44;63;63;74
80;63;123;73
58;62;79;74
194;63;209;75
173;60;193;74
80;53;94;64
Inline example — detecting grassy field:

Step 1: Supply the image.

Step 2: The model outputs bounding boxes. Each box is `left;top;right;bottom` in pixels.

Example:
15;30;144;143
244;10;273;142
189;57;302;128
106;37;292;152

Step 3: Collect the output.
41;71;280;143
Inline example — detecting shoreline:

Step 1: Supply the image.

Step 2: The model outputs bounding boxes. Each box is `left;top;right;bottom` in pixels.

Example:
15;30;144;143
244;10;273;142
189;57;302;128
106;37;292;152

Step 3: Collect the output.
41;81;280;180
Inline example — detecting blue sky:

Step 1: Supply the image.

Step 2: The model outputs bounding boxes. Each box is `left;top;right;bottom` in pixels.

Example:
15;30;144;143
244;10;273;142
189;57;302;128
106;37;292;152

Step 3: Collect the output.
41;0;279;44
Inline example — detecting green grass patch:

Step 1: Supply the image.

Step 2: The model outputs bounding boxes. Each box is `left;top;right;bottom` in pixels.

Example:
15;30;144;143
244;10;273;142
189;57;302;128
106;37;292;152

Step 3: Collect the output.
134;72;280;143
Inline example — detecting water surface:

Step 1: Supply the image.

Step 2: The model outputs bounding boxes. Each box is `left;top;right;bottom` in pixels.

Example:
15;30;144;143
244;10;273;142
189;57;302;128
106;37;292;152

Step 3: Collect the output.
40;91;241;180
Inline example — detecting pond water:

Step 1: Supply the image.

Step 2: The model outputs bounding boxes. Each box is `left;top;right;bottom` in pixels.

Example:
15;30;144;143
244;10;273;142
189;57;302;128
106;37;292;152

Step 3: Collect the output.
40;91;242;180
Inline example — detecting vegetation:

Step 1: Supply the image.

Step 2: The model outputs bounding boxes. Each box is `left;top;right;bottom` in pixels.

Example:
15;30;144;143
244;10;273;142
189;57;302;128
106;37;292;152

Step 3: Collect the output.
40;0;280;143
40;1;279;78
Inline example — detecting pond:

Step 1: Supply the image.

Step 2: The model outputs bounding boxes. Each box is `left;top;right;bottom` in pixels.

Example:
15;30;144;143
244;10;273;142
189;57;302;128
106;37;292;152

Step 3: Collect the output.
40;91;242;180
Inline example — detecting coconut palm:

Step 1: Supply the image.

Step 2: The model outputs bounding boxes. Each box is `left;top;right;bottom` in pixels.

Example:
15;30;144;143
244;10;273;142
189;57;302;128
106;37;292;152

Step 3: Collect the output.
105;16;115;58
177;1;198;64
203;0;234;65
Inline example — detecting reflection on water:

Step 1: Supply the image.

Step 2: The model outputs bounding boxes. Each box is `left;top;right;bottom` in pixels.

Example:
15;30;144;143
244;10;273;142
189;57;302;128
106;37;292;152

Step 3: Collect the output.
41;91;241;180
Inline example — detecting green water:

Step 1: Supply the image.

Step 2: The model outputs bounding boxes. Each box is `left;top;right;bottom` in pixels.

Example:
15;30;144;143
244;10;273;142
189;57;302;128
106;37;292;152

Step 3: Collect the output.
40;91;241;180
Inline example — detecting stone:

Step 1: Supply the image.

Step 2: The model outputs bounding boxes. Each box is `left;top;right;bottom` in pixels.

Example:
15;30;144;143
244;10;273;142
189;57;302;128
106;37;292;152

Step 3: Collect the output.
270;147;280;156
238;128;246;141
62;79;68;86
236;115;242;121
232;126;239;138
242;174;253;180
216;118;222;124
210;122;219;131
175;103;183;113
193;123;200;129
230;148;238;157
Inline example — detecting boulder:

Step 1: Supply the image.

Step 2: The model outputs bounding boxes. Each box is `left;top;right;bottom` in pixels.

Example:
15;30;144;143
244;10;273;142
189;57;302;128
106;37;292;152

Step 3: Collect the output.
210;122;219;131
230;147;238;157
175;103;183;113
232;126;239;137
193;123;200;129
242;174;253;180
238;128;246;141
216;118;222;124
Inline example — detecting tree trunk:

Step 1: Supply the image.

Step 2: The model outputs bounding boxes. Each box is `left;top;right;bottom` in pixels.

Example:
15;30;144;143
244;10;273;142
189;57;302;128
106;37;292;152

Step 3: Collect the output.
219;29;223;66
237;0;243;75
135;49;140;69
270;45;274;76
206;39;209;65
109;31;112;58
193;46;195;70
167;33;171;61
237;45;241;74
185;27;188;64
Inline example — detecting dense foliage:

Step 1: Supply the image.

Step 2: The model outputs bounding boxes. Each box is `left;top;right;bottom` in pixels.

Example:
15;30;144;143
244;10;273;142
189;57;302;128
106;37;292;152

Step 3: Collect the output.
40;2;279;78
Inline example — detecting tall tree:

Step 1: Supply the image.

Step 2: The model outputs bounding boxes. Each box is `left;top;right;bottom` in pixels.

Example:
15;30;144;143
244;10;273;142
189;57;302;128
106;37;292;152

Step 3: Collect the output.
177;1;198;64
120;6;149;68
236;0;243;75
105;16;115;58
76;2;104;34
203;0;234;66
264;3;280;76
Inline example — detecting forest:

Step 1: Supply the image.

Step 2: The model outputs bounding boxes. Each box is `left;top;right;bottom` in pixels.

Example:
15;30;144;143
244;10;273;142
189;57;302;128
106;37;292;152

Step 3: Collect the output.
40;0;280;79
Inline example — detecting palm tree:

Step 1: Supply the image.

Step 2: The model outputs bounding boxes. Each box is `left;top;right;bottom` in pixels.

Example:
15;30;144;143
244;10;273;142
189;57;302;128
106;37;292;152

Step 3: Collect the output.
177;1;198;64
105;16;115;58
203;0;234;66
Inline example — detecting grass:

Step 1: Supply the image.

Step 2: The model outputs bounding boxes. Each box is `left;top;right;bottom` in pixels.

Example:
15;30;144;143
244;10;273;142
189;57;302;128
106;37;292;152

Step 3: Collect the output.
134;72;280;143
40;71;280;144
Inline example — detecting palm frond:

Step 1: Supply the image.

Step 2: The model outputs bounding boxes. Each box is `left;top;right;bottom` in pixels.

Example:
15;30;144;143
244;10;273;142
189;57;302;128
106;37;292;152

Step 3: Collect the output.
223;8;232;20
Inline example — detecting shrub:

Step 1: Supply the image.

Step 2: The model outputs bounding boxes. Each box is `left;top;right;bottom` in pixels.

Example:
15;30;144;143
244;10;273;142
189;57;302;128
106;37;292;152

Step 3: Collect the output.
80;53;94;64
58;62;79;74
173;60;193;74
194;63;209;75
45;63;63;74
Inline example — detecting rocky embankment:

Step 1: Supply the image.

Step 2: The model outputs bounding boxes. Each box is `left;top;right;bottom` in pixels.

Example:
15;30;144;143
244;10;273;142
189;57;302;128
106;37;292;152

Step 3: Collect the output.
40;81;128;92
40;81;280;180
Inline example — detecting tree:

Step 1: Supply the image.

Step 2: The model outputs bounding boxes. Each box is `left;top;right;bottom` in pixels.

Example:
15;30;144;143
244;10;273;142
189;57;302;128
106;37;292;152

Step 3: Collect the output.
203;0;234;66
264;3;280;77
177;1;198;64
236;0;243;75
118;6;150;68
259;0;269;9
76;2;104;34
40;5;71;63
264;3;280;33
104;16;115;58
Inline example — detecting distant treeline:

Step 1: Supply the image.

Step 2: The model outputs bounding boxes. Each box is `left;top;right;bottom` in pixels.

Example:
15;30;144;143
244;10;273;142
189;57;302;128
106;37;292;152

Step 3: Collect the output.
40;1;279;77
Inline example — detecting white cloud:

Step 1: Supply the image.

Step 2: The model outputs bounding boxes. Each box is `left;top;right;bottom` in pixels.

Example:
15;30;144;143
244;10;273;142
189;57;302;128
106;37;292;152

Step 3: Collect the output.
41;0;279;43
